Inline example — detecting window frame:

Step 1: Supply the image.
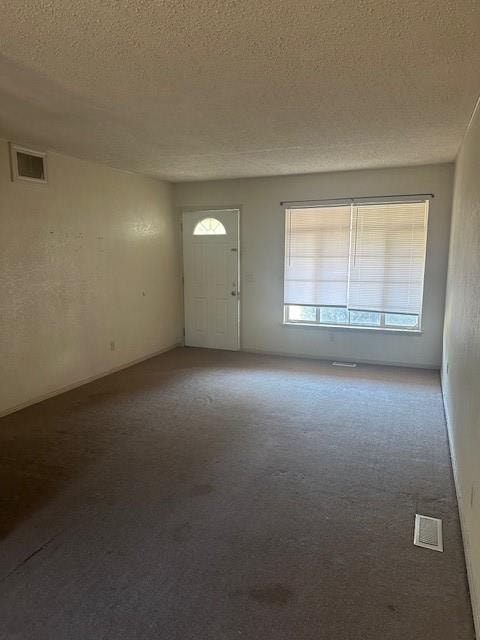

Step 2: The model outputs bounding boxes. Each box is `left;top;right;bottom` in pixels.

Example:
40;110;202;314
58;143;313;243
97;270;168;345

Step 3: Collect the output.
282;195;429;334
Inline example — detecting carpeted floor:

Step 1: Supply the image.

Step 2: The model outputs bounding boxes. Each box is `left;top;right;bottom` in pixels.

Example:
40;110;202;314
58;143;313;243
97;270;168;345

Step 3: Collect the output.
0;347;474;639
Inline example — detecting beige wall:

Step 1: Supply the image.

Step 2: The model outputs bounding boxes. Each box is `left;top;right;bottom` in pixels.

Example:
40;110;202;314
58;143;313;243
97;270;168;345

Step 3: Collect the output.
0;140;181;415
175;163;453;368
442;104;480;634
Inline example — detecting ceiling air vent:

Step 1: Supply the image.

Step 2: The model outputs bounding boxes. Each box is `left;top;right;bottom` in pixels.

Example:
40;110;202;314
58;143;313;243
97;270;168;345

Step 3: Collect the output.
10;143;48;183
414;514;443;552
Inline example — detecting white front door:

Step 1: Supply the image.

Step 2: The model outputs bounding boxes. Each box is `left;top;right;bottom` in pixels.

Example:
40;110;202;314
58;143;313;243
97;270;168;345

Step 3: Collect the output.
182;209;240;350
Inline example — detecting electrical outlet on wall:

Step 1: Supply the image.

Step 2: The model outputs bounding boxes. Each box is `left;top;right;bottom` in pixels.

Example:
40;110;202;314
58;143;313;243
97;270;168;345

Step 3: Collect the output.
110;340;116;352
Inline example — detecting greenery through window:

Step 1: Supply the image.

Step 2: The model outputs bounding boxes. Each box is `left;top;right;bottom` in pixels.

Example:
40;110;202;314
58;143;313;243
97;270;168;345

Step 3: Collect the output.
286;305;419;330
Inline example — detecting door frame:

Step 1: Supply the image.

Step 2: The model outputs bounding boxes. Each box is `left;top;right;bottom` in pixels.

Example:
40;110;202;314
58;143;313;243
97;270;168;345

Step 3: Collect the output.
180;206;241;350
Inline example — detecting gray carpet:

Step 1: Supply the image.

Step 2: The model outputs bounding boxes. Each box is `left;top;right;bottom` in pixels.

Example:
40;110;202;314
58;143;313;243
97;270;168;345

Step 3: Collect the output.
0;348;474;639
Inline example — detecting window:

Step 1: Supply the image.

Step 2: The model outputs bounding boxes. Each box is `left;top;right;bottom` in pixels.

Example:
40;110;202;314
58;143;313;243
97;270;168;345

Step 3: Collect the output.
285;305;419;329
193;217;226;235
283;198;428;331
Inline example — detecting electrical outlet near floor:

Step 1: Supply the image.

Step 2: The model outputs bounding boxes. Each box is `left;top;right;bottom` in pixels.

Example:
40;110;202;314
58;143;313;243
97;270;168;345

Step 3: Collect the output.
110;340;116;351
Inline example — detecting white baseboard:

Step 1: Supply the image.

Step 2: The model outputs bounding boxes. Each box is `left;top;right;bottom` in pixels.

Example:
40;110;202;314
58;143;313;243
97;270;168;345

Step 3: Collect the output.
441;373;480;637
241;347;439;370
0;343;181;418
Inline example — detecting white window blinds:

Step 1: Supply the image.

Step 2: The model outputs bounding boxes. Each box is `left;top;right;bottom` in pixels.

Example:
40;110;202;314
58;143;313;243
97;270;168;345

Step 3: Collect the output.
348;202;428;314
284;206;351;307
284;199;428;315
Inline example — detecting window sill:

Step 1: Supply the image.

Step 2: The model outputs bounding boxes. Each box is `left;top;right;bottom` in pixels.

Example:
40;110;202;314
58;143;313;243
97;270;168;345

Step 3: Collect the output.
283;321;422;334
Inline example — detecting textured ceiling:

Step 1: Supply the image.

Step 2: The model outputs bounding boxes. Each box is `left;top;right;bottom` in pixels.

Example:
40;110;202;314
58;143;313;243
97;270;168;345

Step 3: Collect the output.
1;0;480;181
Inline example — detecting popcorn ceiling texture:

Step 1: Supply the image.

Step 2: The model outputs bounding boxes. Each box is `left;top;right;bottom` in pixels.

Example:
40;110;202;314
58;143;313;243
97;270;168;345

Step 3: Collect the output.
0;0;479;181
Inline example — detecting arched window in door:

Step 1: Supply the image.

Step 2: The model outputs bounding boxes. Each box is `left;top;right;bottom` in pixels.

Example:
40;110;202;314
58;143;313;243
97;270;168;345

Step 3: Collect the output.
193;217;227;235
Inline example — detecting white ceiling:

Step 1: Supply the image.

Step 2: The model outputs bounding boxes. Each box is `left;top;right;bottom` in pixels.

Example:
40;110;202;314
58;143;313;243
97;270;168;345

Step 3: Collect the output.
1;1;480;182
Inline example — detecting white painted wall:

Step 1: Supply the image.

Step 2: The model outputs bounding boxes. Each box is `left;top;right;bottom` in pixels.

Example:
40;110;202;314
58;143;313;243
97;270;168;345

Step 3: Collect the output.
0;140;181;415
175;164;453;368
442;103;480;634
